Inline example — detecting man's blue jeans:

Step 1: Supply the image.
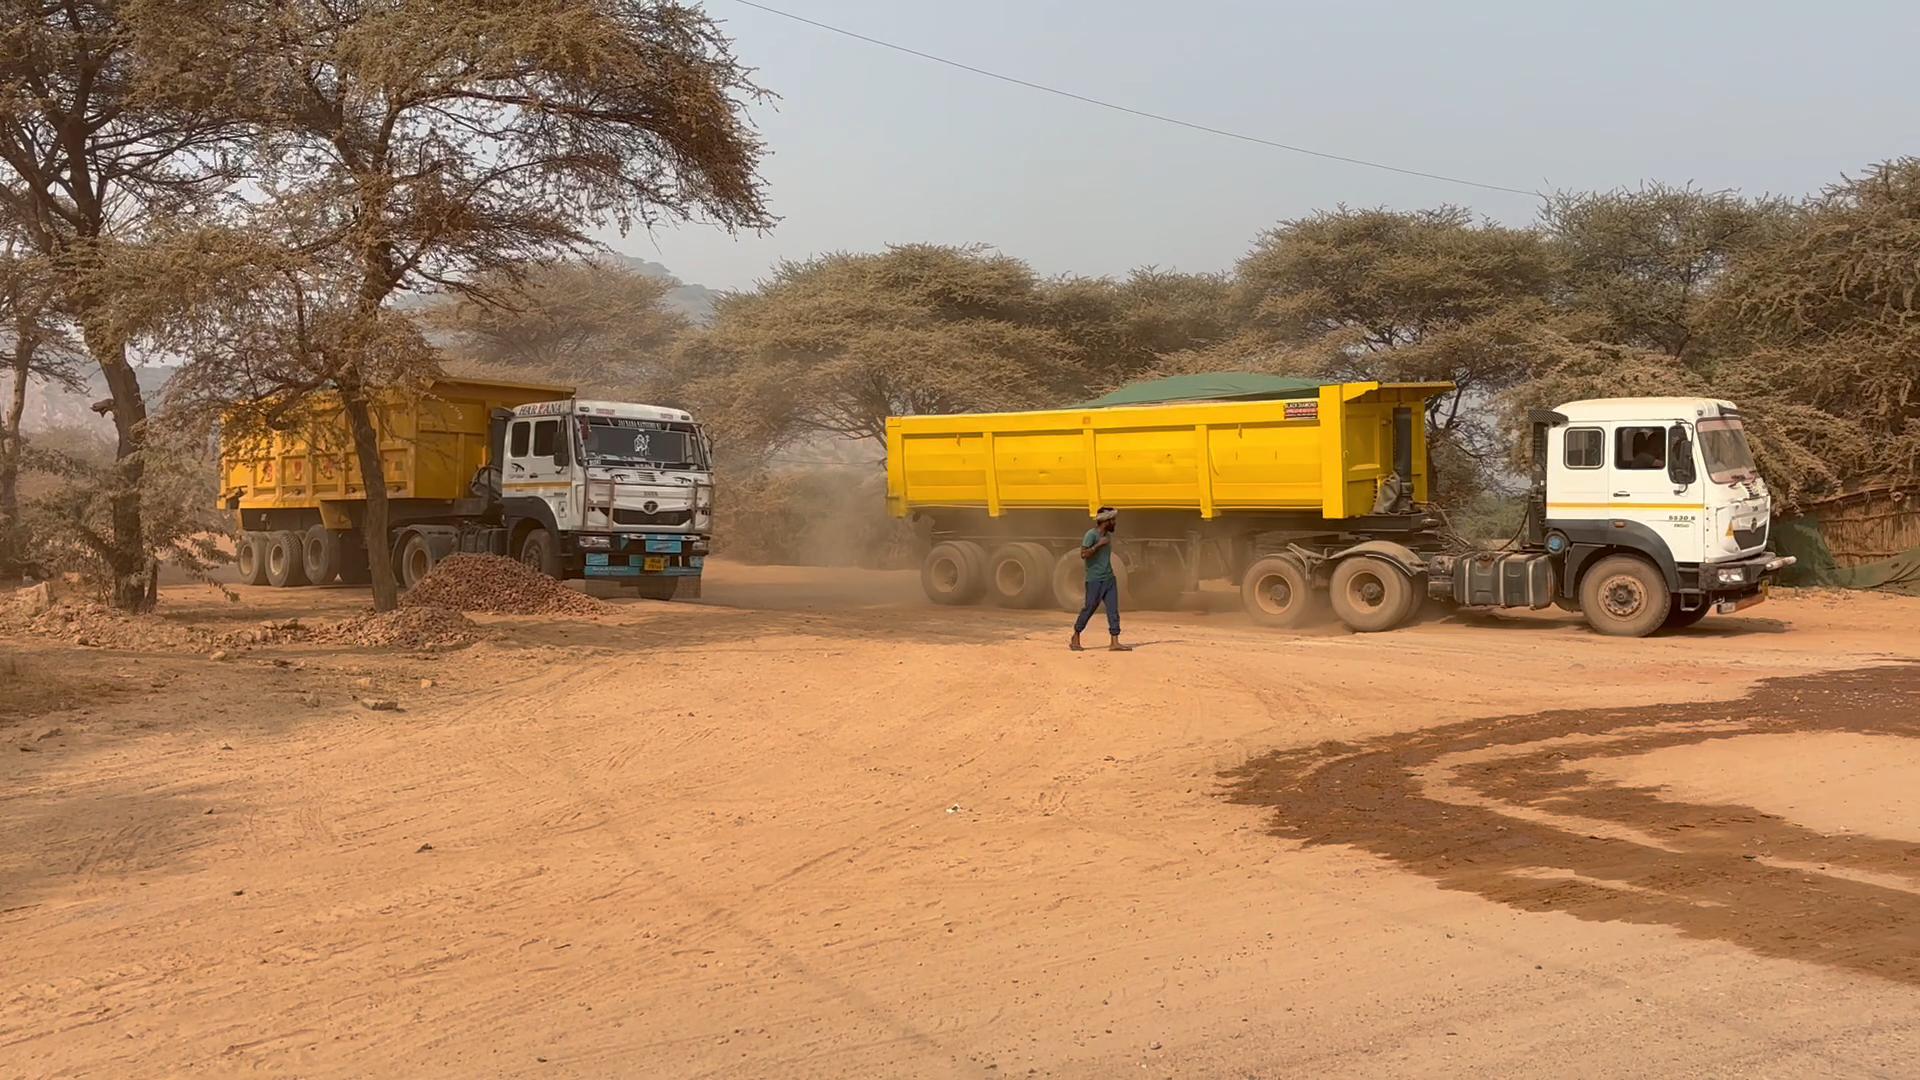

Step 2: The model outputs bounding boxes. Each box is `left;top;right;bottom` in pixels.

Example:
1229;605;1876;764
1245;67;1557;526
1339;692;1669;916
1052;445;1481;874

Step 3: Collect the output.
1074;577;1120;637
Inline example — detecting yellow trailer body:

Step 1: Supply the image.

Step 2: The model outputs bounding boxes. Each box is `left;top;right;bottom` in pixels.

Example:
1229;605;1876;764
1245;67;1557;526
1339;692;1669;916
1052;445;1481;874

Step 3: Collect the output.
221;377;572;528
886;381;1452;522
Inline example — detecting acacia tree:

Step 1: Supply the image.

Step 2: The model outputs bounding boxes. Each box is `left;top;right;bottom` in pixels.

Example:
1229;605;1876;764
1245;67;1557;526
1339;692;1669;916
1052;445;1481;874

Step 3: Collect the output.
1035;268;1240;392
1542;184;1791;361
1708;159;1920;499
0;0;250;607
161;0;770;610
0;240;85;581
1222;206;1557;496
673;245;1081;454
427;258;690;393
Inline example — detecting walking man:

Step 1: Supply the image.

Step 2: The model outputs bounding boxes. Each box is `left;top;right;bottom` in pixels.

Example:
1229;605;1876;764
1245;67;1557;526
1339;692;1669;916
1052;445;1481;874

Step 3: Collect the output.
1070;507;1130;652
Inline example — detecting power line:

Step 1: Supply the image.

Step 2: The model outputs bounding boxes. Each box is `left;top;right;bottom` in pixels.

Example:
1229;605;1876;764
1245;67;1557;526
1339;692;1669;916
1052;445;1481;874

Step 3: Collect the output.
724;0;1543;198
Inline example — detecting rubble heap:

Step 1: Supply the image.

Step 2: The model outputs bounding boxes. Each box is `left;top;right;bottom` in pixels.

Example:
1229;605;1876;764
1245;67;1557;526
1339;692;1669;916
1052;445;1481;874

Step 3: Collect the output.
400;554;607;615
313;605;481;650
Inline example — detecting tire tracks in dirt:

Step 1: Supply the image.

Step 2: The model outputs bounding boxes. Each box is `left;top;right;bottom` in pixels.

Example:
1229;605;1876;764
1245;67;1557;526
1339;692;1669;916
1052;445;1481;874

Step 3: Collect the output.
1223;660;1920;987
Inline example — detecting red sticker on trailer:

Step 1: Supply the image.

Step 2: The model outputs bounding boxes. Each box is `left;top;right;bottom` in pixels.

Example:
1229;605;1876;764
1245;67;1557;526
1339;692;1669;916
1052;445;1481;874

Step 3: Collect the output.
1284;400;1319;420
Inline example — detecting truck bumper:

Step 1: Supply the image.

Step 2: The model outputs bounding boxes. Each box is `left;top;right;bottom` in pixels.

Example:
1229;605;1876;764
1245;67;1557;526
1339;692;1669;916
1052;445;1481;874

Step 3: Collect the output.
1682;552;1796;611
568;533;709;579
1687;551;1796;592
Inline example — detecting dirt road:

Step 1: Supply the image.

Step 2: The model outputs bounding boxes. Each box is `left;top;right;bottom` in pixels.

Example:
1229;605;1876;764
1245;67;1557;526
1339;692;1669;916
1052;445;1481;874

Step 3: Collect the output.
4;565;1919;1078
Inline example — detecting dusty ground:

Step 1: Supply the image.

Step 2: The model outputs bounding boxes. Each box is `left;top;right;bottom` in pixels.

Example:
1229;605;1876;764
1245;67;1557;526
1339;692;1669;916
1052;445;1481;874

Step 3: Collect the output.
3;565;1918;1078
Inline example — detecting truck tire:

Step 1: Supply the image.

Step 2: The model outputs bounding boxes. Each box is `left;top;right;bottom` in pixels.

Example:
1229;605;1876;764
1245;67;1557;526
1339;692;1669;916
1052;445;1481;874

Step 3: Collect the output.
1579;554;1671;637
264;530;309;587
237;531;271;586
1052;547;1129;612
987;542;1052;608
302;526;341;586
1329;556;1415;633
518;528;563;580
633;578;680;602
1241;555;1318;628
922;541;987;605
1661;601;1711;632
396;531;437;590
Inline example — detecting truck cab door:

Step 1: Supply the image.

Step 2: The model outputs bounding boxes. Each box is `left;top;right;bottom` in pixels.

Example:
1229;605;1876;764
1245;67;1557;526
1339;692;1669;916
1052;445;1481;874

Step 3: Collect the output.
505;417;575;527
1548;422;1610;517
1609;422;1702;559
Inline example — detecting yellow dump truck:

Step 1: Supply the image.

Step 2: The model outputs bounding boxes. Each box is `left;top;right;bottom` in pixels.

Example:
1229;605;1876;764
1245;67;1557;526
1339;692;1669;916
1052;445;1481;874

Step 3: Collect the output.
887;376;1795;636
221;377;715;599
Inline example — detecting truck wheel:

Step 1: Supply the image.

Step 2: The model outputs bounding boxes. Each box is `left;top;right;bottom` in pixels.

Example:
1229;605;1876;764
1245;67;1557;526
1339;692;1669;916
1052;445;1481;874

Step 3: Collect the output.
264;530;309;587
237;531;271;586
922;541;987;605
1052;549;1084;611
987;542;1052;608
633;578;680;602
302;526;341;586
1052;548;1129;612
1661;602;1711;632
1329;557;1415;633
396;532;438;590
1579;554;1671;637
1241;555;1318;628
517;528;562;580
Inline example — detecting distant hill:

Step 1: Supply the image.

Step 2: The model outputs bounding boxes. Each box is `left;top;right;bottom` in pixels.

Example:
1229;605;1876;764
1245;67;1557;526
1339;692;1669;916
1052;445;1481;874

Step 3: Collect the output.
604;255;721;324
16;366;174;436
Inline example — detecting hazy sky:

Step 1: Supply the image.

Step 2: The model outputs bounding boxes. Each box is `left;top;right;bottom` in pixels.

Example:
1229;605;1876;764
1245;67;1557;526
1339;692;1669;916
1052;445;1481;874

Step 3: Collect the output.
598;0;1918;292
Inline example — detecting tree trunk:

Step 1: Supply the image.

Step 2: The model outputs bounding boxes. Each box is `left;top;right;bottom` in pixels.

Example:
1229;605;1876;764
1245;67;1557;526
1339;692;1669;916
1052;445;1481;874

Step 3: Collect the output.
340;386;399;611
86;332;153;612
0;345;28;584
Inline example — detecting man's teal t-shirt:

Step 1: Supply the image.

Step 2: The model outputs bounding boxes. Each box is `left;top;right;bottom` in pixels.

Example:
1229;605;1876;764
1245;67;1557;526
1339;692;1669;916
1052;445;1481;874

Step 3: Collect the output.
1083;528;1114;582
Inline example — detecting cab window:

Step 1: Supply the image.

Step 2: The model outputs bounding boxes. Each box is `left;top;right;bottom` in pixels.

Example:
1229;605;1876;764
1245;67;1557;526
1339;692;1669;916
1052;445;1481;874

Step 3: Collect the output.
509;421;530;457
532;419;558;458
1564;428;1603;469
1615;426;1667;470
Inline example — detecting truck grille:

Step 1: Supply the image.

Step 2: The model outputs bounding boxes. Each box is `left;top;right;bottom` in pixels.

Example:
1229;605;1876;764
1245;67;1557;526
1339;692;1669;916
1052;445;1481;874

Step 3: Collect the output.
613;507;691;527
1733;521;1768;549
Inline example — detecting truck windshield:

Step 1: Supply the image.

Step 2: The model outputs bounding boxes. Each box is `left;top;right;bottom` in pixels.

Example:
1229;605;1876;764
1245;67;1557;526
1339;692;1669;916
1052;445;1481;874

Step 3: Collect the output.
580;417;707;469
1696;417;1757;483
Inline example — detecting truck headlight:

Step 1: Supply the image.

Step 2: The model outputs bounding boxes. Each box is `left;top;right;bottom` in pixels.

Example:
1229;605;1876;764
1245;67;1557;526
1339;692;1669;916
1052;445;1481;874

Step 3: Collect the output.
1715;566;1746;584
578;534;610;550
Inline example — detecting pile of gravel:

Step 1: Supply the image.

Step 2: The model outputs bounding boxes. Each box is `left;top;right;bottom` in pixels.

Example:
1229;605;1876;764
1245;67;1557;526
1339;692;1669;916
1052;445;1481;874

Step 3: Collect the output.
1;599;211;651
313;605;481;650
400;554;607;615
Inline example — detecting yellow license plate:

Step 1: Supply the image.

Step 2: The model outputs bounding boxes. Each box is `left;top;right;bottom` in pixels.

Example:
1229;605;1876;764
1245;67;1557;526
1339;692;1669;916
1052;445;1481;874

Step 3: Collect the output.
644;556;667;571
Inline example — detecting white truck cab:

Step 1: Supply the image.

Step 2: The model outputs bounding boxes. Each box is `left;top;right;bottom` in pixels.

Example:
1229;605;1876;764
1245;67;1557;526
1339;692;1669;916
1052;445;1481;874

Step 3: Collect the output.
499;399;714;599
1528;396;1791;633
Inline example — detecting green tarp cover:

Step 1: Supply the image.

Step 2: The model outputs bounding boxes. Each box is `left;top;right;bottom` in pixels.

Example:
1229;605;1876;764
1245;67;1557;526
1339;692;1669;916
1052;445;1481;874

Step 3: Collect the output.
1081;373;1323;408
1773;515;1920;594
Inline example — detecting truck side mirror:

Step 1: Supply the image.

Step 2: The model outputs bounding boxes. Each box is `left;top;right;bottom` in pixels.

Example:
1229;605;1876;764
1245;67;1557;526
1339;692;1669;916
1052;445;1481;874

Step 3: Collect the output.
1668;428;1696;486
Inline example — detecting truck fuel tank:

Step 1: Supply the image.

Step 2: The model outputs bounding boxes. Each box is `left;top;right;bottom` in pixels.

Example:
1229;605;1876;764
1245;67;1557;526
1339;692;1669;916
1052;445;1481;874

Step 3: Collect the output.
1433;551;1556;610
